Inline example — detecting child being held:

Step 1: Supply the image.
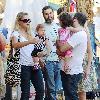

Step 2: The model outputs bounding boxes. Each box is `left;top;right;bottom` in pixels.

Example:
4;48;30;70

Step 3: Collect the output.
57;12;82;72
31;24;51;70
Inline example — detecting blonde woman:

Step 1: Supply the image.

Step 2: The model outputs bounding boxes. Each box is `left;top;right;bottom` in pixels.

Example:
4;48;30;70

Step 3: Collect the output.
11;12;44;100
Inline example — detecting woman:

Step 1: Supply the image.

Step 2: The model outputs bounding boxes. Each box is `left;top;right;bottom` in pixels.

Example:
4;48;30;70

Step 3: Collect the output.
0;32;6;52
78;23;97;100
2;0;48;32
0;32;6;99
11;12;44;100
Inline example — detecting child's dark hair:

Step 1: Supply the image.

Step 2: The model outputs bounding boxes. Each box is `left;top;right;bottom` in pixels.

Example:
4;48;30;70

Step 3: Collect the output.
57;7;65;15
36;24;44;32
58;12;73;28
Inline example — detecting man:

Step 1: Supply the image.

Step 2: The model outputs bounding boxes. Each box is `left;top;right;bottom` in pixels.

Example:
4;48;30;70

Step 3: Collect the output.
57;12;88;100
42;6;62;100
0;28;12;100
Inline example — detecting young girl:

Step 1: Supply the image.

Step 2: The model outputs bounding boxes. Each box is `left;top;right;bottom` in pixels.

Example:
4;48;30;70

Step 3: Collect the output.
58;12;81;72
31;24;51;70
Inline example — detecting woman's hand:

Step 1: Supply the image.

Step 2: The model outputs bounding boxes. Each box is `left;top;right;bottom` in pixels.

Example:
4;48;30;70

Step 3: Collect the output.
29;38;39;44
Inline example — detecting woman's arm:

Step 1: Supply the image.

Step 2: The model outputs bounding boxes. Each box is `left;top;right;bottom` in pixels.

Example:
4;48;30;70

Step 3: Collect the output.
0;33;6;46
87;35;92;68
84;28;93;79
12;36;39;49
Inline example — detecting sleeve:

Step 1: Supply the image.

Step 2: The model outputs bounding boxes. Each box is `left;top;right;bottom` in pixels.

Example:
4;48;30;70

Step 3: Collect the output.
32;31;36;37
67;32;82;48
11;31;19;41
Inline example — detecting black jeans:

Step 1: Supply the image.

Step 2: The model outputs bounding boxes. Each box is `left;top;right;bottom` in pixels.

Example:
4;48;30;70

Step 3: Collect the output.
20;65;44;100
60;70;82;100
4;84;12;100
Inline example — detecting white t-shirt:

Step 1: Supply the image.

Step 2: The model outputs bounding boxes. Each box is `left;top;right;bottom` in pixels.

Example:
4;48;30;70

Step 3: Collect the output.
12;31;34;66
62;30;87;75
43;22;60;61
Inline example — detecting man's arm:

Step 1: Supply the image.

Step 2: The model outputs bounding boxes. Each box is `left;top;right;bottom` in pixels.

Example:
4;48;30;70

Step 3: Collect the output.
56;40;73;52
56;31;83;53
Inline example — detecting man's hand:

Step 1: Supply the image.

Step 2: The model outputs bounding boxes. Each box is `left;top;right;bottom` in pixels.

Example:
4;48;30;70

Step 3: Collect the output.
56;40;66;52
56;40;73;52
37;51;47;57
37;52;44;57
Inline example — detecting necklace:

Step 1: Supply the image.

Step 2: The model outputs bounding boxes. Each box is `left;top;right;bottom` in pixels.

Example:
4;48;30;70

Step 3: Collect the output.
19;30;29;40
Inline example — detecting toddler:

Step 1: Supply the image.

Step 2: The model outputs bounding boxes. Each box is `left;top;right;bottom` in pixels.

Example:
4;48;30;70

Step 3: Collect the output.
31;24;50;70
58;12;81;72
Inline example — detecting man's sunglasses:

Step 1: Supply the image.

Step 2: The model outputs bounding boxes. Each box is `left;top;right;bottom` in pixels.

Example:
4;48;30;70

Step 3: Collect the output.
19;19;31;23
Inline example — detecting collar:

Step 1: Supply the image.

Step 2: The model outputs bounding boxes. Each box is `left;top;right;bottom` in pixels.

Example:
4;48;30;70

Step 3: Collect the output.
35;34;46;41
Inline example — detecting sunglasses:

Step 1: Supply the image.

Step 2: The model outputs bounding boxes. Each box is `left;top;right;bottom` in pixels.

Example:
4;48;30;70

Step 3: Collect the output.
19;19;31;23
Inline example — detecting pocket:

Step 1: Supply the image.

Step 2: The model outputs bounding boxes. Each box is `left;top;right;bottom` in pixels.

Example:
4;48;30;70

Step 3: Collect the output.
76;73;83;83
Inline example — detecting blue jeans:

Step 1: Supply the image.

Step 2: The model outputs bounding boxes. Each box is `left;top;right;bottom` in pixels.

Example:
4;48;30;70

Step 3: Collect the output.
20;65;44;100
45;61;62;100
60;70;82;100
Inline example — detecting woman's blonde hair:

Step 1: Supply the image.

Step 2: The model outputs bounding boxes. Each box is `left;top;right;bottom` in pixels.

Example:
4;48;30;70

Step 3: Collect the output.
14;12;32;40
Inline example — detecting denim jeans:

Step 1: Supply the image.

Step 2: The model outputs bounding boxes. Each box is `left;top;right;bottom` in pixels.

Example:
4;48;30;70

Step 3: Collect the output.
45;61;62;100
60;70;82;100
20;65;44;100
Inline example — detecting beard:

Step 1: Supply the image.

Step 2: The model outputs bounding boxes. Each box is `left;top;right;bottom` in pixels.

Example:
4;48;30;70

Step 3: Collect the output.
44;16;54;24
